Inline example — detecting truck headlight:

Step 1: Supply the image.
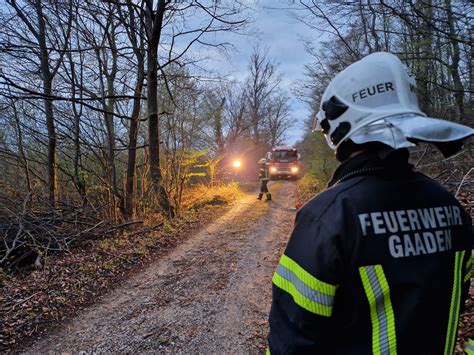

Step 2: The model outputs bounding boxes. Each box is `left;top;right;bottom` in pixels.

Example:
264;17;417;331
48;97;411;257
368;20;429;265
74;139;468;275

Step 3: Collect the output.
291;167;299;173
270;167;277;173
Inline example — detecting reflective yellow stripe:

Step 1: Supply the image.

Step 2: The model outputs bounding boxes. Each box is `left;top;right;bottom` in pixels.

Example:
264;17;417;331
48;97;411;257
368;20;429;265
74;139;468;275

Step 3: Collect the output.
444;251;465;355
359;265;397;355
466;339;474;355
272;254;337;316
279;254;337;295
465;255;472;283
266;347;271;355
360;267;381;354
374;266;397;355
465;269;472;283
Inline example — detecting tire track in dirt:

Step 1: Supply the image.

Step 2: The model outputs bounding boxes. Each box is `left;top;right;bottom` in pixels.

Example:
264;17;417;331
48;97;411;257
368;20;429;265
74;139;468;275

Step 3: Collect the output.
25;181;297;354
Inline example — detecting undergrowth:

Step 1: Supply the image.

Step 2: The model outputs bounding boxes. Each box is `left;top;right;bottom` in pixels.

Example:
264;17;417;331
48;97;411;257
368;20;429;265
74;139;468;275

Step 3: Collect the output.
295;173;329;208
0;182;245;351
181;182;244;211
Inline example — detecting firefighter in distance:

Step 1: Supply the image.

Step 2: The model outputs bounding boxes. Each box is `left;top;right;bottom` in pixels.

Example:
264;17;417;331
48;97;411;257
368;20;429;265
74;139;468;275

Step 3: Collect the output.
257;158;272;201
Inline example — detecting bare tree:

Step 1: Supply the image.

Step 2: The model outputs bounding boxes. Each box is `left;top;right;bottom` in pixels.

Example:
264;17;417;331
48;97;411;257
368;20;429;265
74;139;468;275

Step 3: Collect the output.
245;47;281;144
6;0;73;207
143;0;172;216
265;93;292;147
0;0;250;223
444;0;465;121
290;0;472;124
223;86;250;149
118;1;147;220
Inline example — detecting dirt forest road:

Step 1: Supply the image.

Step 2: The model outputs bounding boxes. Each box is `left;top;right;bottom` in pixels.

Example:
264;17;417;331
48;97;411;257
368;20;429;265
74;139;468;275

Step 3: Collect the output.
26;181;297;354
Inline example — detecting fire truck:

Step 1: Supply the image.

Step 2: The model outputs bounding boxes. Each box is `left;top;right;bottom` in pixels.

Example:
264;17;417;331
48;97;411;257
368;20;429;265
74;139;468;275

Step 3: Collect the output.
266;146;302;180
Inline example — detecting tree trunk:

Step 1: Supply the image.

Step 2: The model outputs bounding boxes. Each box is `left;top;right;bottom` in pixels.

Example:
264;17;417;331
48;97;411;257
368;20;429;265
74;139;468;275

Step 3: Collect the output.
214;97;225;154
72;109;86;204
36;0;58;207
122;2;145;220
68;32;87;205
125;61;145;219
145;0;172;216
412;1;432;114
13;103;32;202
367;0;381;51
445;0;465;121
359;0;373;53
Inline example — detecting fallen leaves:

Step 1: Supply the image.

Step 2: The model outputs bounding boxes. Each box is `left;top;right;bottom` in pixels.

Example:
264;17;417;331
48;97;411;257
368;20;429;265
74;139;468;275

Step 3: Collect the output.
0;206;228;352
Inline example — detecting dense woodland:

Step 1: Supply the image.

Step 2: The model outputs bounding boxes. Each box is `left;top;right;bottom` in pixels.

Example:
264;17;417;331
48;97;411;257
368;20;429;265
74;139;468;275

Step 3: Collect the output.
0;0;472;351
293;0;472;199
0;0;472;271
0;0;294;270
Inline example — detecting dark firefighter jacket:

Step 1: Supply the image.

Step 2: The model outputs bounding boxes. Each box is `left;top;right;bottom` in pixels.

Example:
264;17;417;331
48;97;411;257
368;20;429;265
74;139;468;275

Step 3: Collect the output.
259;166;269;181
267;149;473;354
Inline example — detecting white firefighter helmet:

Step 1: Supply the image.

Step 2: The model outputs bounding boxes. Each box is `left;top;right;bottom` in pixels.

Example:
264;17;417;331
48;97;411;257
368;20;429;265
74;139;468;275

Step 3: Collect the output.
258;158;267;165
313;52;473;156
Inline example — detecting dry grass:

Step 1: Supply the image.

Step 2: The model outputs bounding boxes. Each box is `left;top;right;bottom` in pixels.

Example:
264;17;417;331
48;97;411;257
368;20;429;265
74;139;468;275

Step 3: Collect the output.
181;182;245;211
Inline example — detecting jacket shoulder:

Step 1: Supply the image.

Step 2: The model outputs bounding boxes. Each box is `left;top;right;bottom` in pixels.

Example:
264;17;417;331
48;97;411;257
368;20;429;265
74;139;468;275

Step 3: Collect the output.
299;178;363;222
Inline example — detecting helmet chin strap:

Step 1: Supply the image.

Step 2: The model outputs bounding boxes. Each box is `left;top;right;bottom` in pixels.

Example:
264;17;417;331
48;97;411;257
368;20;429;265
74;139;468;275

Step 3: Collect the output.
335;140;355;162
335;140;394;162
375;146;396;160
348;150;365;159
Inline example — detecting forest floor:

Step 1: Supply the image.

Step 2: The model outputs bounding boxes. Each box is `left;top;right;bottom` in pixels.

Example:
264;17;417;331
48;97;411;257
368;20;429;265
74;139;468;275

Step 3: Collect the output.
22;181;295;353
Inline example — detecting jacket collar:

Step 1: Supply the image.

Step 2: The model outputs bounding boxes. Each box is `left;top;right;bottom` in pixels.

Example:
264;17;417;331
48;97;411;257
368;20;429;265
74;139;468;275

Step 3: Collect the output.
327;148;413;187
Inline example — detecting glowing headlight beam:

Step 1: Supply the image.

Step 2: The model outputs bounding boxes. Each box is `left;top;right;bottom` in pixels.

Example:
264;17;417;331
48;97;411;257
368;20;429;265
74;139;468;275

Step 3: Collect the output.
291;167;299;173
233;160;241;168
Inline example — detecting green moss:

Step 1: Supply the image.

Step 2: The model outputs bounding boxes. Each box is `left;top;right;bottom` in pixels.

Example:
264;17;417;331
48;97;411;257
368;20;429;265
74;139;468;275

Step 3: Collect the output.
101;261;115;271
99;239;116;252
79;264;97;275
162;220;176;235
0;268;8;287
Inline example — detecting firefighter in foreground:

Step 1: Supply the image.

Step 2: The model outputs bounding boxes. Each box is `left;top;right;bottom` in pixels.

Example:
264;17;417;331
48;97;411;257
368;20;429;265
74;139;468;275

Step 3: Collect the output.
267;52;473;354
258;158;272;201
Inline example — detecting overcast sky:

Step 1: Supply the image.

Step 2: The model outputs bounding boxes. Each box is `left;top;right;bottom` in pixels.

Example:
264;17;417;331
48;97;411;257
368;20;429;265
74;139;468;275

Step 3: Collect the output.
203;0;316;145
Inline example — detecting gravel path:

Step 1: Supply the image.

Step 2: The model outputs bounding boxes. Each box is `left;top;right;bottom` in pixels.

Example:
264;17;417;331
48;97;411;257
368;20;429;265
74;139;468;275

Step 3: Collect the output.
26;181;297;354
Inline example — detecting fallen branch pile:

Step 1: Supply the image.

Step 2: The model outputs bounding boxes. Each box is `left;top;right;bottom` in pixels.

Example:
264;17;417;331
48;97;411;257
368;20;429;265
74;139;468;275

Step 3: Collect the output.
0;203;141;272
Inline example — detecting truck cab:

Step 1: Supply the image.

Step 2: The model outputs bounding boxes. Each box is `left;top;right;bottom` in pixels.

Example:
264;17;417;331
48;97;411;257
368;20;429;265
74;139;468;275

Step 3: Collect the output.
266;146;302;180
